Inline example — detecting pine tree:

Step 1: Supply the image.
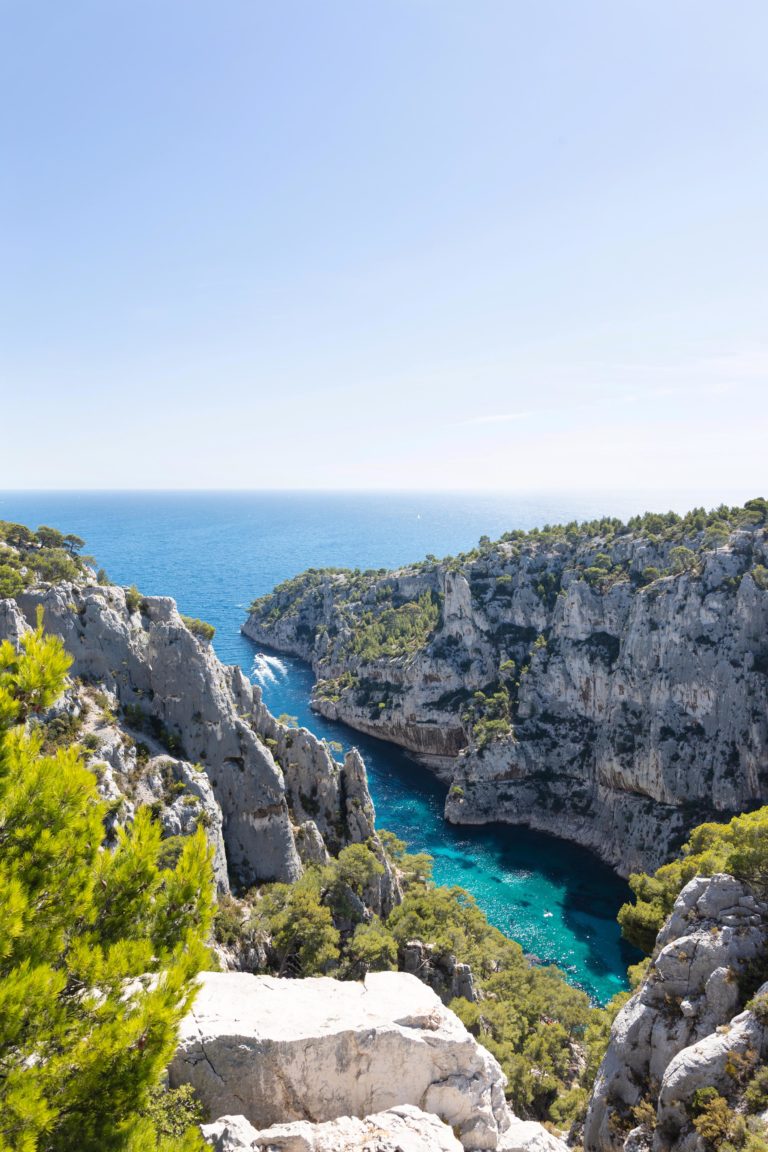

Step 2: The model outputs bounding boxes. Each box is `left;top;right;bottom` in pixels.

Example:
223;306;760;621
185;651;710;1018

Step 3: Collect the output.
0;614;213;1151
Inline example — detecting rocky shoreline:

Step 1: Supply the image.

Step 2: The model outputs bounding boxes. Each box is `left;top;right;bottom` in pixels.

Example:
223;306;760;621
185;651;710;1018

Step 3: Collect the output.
244;507;768;876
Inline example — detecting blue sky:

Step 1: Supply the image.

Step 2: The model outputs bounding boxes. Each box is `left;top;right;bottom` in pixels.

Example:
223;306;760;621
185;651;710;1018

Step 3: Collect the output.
1;1;766;492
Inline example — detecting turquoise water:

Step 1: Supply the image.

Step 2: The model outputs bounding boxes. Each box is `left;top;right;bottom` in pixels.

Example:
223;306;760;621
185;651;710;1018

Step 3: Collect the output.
1;488;724;1002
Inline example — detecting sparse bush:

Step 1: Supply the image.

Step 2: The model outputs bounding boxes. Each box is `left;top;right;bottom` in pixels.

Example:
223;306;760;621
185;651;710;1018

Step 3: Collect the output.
125;584;142;613
140;1083;205;1142
180;614;215;642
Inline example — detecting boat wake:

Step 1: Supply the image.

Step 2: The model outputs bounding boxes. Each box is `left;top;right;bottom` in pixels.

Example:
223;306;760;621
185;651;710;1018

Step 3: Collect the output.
252;652;289;685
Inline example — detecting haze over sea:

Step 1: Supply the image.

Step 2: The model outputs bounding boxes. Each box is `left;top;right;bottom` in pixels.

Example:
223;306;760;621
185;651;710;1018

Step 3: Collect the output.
2;489;753;1002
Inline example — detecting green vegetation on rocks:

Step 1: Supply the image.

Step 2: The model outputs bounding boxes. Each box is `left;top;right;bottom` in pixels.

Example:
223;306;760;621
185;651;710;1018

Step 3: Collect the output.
0;521;90;598
180;615;215;642
619;807;768;953
462;685;513;750
344;590;441;662
0;616;213;1151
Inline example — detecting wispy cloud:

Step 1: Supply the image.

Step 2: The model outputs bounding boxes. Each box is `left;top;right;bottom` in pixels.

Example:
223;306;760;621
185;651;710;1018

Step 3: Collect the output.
450;346;768;432
463;410;540;426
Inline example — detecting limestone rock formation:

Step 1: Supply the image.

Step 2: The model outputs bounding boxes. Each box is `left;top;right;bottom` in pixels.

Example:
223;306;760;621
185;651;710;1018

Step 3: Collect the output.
401;938;478;1003
171;970;519;1151
244;516;768;874
1;582;385;897
584;874;768;1152
201;1109;571;1152
202;1104;465;1151
500;1122;575;1152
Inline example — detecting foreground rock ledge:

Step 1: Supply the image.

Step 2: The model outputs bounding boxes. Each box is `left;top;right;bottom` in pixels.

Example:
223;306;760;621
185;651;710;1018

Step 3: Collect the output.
203;1104;465;1151
171;971;559;1151
202;1107;570;1152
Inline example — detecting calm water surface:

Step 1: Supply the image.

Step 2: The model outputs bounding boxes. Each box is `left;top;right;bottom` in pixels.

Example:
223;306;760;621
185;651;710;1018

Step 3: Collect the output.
2;489;730;1001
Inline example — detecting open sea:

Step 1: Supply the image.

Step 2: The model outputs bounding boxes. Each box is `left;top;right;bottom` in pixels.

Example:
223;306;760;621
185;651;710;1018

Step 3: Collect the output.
2;488;747;1002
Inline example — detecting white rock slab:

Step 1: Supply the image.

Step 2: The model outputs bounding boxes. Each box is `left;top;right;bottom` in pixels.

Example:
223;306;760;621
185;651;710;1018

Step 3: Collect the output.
202;1104;465;1151
172;971;510;1150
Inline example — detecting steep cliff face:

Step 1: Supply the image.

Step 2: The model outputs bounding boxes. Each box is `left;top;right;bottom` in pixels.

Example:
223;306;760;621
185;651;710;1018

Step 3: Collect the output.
243;509;768;874
1;581;385;896
585;873;768;1152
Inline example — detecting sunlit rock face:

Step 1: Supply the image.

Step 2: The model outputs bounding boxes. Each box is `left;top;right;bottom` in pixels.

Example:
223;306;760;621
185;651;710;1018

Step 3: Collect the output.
202;1106;466;1152
584;873;768;1152
244;521;768;874
2;582;386;895
173;970;567;1152
172;971;510;1147
202;1109;571;1152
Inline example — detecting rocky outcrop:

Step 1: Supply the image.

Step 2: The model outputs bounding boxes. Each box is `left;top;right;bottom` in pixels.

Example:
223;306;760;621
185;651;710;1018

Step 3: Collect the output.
401;938;478;1003
655;996;767;1142
244;514;768;874
11;582;303;888
584;874;768;1152
202;1104;466;1151
202;1109;570;1152
1;582;385;897
252;696;375;852
171;970;521;1151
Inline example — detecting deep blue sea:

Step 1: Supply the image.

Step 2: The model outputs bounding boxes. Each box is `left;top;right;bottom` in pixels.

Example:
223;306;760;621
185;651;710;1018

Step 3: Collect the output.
2;489;744;1002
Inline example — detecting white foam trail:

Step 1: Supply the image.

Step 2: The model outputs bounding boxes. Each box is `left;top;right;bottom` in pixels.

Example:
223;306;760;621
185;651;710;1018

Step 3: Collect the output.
260;653;288;676
251;652;289;686
252;654;277;685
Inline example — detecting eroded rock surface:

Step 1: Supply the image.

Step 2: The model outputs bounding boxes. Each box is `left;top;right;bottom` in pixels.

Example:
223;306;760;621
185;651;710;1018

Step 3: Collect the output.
244;521;768;874
202;1109;571;1152
202;1104;465;1151
584;874;768;1152
1;583;385;896
171;971;515;1150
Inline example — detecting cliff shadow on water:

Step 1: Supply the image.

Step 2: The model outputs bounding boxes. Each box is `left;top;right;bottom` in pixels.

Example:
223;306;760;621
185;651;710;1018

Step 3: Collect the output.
244;638;640;1004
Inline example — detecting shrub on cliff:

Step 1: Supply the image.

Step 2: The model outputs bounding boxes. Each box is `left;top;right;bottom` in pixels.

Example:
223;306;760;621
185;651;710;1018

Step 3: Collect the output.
387;884;593;1118
0;615;213;1152
345;590;442;662
619;807;768;953
254;869;341;976
464;685;512;750
0;521;89;595
180;615;215;642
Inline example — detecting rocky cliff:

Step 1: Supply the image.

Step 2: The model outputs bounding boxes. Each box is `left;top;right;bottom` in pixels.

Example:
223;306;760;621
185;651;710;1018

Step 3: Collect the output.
585;873;768;1152
0;580;385;897
243;503;768;875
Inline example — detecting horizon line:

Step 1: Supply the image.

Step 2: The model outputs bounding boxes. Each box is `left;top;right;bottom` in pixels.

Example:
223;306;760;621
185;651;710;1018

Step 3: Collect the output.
0;486;761;497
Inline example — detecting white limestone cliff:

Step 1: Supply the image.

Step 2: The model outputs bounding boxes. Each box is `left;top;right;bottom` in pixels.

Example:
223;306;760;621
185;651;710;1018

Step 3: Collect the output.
584;874;768;1152
244;523;768;875
202;1109;570;1152
0;582;387;897
202;1105;465;1152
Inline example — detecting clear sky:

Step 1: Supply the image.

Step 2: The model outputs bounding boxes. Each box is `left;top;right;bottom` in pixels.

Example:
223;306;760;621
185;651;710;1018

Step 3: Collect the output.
1;1;766;493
